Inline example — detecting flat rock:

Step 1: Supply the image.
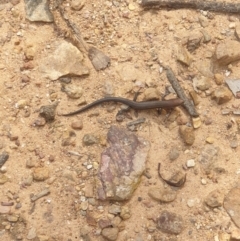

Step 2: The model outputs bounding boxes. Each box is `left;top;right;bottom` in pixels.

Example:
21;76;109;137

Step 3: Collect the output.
40;41;89;80
177;45;192;66
96;126;150;201
24;0;53;22
215;40;240;65
148;184;177;203
157;210;184;235
224;187;240;228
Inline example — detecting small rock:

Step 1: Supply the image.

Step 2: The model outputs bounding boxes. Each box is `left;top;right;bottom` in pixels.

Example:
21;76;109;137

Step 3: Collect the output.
24;44;36;60
198;15;209;27
128;3;136;11
33;167;49;181
224;187;240;228
186;159;195;167
212;86;232;104
62;84;83;99
26;159;36;168
98;219;112;229
177;45;192;66
157;210;184;235
215;40;240;65
0;205;11;214
33;117;46;127
168;147;179;161
187;198;200;208
80;201;88;211
201;30;211;43
24;0;53;22
187;32;203;52
101;227;119;241
40;41;89;80
179;126;195;145
192;117;202;129
0;173;8;184
7;215;18;222
71;120;83;130
39;101;59;121
71;0;85;10
189;91;200;106
205;189;224;208
214;73;224;85
0;151;9;168
148;185;177;203
108;204;121;215
120;206;131;220
231;228;240;240
193;77;211;91
206;137;214;144
62;169;77;181
82;134;99;146
16;99;29;109
201;179;207;185
143;88;160;101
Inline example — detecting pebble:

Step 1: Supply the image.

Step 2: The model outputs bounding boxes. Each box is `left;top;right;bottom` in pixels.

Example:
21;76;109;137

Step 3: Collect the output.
177;45;192;66
82;134;99;146
71;120;83;130
186;159;195;167
101;227;119;241
198;15;209;27
16;99;28;109
0;151;9;168
201;178;207;185
235;24;240;40
205;189;224;208
206;136;214;144
157;210;184;235
148;185;177;203
193;77;211;91
62;84;83;99
32;167;49;181
212;86;232;104
108;204;121;215
143;88;160;101
71;0;85;10
7;215;18;222
26;158;36;168
120;206;131;220
187;198;200;208
179;126;195;145
192;117;202;129
0;174;8;184
187;32;203;52
80;201;88;211
168;147;180;161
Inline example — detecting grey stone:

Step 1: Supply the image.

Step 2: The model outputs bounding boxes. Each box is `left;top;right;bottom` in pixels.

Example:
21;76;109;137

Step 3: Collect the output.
148;185;177;203
24;0;53;22
82;134;99;146
101;227;119;241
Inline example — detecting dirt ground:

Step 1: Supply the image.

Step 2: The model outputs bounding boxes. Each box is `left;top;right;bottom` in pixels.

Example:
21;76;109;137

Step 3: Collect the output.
1;0;240;240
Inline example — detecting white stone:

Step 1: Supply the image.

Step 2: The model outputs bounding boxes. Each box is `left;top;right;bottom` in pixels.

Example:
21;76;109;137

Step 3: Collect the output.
186;159;195;167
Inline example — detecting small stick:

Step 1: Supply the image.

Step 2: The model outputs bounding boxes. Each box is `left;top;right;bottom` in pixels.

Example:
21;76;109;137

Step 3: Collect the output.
31;188;50;202
141;0;240;14
165;67;199;117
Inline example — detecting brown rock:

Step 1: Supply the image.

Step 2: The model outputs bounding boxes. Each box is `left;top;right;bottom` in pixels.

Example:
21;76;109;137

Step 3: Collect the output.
143;88;160;101
101;227;119;241
71;120;83;130
148;185;177;203
157;210;184;235
179;126;195;145
120;206;131;220
33;167;49;181
205;189;224;208
71;0;85;10
214;73;224;85
224;187;240;228
215;40;240;65
177;45;192;66
193;77;211;91
212;86;232;104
